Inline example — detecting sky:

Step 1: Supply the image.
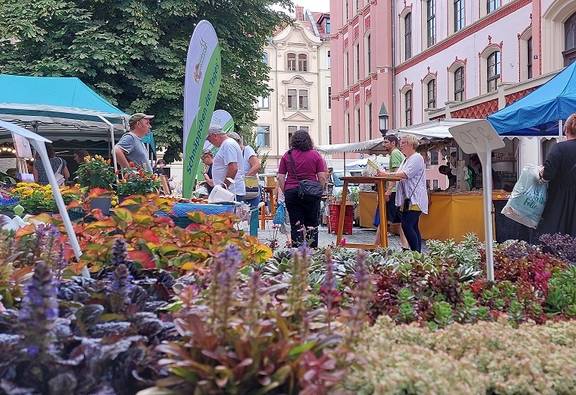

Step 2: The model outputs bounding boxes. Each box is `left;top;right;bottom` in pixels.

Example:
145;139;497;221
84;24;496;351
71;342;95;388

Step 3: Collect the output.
295;0;330;12
274;0;329;13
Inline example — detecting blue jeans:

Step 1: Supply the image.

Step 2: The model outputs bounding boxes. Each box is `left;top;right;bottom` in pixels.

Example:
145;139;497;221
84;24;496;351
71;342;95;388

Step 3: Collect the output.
401;210;422;252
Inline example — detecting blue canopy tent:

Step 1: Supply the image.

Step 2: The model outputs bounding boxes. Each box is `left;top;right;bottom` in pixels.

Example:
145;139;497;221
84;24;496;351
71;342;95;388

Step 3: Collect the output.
0;74;128;142
488;62;576;136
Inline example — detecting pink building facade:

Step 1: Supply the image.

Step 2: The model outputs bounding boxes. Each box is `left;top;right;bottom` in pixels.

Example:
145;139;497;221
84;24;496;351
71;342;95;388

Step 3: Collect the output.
331;0;576;189
329;0;394;146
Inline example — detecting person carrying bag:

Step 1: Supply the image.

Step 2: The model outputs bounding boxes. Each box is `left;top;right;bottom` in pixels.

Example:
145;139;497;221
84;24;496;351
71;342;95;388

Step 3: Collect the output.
277;130;327;248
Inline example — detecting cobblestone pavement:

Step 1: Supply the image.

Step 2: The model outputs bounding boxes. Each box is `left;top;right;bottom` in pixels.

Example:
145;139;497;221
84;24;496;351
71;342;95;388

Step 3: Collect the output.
256;222;407;250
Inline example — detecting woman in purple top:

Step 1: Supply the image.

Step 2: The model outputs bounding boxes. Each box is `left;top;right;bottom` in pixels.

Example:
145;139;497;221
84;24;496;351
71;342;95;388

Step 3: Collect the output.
278;130;328;247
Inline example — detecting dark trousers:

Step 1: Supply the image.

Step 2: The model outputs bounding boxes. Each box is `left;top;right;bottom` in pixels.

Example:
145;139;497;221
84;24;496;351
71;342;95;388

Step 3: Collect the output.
284;188;321;248
401;210;422;252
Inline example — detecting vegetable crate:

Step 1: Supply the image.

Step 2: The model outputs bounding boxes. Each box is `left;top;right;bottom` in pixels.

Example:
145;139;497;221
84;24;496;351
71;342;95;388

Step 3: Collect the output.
328;203;354;235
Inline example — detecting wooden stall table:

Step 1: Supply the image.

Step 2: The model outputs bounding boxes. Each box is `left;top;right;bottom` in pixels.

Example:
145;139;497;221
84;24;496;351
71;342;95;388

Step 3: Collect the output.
338;175;402;249
259;185;276;230
419;190;510;242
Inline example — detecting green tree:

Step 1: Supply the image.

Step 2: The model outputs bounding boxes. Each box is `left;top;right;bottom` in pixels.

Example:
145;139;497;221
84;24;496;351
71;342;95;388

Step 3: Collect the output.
0;0;292;161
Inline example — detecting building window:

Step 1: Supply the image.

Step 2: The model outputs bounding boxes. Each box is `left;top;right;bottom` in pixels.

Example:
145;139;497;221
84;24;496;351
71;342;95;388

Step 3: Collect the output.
564;12;576;66
257;96;270;109
345;52;350;86
345;112;351;142
487;0;500;14
430;150;439;165
326;18;331;34
287;53;296;71
345;0;349;21
454;66;465;101
298;54;308;72
366;34;372;74
487;51;501;93
433;179;439;190
288;126;296;144
527;37;533;79
404;13;412;60
427;79;436;109
256;126;270;148
355;43;360;81
355;107;361;141
454;0;464;32
404;90;413;127
367;103;373;140
426;0;436;48
287;89;297;110
288;125;309;144
298;90;309;110
355;0;359;12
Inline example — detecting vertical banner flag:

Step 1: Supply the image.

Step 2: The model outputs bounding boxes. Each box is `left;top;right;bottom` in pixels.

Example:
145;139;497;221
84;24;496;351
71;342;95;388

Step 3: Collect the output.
183;20;222;198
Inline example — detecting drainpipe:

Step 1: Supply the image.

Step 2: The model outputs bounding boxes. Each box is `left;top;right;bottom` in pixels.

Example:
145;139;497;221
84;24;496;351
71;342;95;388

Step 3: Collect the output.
275;43;280;172
390;0;397;129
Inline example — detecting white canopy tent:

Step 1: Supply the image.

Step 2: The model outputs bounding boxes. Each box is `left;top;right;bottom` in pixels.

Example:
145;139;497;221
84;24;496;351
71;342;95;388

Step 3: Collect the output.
316;137;386;154
317;137;388;173
397;118;481;140
0;120;84;270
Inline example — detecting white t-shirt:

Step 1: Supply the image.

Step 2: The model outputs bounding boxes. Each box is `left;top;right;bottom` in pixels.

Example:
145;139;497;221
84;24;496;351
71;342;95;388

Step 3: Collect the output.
242;145;257;174
212;138;246;196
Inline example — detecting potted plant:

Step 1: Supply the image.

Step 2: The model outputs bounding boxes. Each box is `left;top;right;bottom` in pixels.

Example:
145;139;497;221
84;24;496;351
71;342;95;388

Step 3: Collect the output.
116;165;161;198
76;155;116;215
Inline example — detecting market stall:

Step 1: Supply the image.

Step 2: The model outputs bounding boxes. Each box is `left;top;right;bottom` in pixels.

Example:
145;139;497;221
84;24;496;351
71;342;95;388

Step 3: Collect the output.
398;119;514;242
0;74;129;170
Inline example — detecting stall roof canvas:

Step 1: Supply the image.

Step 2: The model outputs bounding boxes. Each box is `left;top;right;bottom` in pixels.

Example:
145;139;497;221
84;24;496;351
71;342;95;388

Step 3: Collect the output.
0;74;128;141
488;62;576;136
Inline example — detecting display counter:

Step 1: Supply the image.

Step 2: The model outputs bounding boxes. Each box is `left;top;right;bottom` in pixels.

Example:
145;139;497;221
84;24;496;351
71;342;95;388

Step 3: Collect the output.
419;190;510;242
359;191;378;228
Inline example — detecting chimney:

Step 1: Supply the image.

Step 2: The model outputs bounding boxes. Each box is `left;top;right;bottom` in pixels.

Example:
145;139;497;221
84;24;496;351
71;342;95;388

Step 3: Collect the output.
295;5;304;21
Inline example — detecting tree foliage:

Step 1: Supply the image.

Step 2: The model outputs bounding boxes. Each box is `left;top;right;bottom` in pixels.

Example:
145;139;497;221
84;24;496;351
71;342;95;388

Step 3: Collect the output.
0;0;292;161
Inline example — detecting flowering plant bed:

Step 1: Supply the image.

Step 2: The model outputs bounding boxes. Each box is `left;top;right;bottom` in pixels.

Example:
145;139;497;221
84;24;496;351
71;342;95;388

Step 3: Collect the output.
3;217;576;394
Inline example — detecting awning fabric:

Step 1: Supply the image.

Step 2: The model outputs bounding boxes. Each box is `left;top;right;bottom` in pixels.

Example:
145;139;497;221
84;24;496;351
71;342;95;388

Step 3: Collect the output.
317;137;384;154
398;119;480;139
488;62;576;136
0;74;128;141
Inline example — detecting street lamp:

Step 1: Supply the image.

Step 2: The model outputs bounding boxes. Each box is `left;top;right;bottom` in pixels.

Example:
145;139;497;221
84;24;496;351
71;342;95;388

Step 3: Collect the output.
379;104;389;136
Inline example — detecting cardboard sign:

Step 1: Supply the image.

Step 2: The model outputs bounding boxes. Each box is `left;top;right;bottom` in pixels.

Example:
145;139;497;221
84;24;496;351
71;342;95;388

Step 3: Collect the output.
11;133;33;158
448;120;505;155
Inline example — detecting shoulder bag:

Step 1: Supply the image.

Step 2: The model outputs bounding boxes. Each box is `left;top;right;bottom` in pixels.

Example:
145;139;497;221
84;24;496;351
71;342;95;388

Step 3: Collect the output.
399;160;424;212
287;150;323;198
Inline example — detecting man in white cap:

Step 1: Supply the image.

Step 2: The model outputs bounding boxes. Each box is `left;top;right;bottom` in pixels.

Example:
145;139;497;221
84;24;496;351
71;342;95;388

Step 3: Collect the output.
206;125;246;200
114;112;154;172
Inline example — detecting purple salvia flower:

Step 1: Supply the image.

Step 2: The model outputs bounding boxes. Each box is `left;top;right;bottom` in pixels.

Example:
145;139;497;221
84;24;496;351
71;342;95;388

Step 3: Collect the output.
208;246;241;336
347;251;372;342
19;261;59;355
108;264;134;313
320;250;340;332
111;238;129;267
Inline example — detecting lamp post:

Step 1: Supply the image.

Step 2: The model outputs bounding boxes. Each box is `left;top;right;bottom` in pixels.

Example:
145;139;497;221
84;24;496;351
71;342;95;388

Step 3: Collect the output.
379;104;389;136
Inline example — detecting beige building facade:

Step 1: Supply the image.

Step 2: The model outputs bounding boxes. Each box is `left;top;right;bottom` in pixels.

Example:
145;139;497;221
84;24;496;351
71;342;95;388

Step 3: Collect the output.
255;6;332;172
